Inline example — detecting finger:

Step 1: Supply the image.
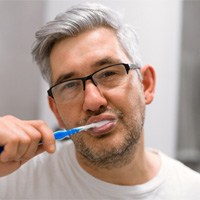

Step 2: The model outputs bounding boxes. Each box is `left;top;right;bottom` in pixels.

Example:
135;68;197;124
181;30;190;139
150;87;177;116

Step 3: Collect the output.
19;146;46;165
0;117;40;162
16;123;42;160
2;129;31;162
0;119;23;162
26;120;56;153
0;136;29;163
0;140;19;162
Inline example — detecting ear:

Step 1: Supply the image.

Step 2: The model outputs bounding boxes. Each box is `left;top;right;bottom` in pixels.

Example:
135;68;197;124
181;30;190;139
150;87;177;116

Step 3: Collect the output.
48;96;65;128
141;65;156;104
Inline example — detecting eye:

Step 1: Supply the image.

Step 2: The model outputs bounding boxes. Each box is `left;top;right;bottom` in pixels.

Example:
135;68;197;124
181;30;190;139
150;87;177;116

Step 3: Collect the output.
102;70;117;77
64;81;79;88
97;69;120;80
59;80;81;91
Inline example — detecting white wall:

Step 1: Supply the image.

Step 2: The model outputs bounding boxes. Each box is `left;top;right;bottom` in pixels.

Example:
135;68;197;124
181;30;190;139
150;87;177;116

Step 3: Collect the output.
39;0;182;157
0;1;45;119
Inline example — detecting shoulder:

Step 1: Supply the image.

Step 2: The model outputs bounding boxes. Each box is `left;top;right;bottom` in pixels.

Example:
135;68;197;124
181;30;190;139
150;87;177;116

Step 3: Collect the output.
160;151;200;180
148;149;200;182
148;149;200;198
159;150;200;196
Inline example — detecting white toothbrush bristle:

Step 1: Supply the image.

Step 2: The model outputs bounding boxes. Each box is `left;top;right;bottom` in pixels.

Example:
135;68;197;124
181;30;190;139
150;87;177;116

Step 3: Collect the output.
81;120;112;131
94;120;110;128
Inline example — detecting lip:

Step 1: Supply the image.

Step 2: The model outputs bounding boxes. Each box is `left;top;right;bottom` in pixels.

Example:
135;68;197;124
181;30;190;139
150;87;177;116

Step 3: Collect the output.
86;114;117;125
89;120;117;136
86;114;117;136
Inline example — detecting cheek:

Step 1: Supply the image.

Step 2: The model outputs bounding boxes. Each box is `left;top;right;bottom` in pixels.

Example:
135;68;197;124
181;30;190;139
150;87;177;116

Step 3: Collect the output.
125;77;145;106
110;81;145;120
55;101;83;128
107;80;144;108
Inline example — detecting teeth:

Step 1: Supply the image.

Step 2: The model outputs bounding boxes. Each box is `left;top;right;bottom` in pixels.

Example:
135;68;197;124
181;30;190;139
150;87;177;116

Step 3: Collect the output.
81;120;111;131
94;120;111;128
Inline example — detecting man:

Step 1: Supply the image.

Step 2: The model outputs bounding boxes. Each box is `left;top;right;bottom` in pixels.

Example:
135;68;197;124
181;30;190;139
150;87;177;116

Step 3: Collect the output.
0;3;200;199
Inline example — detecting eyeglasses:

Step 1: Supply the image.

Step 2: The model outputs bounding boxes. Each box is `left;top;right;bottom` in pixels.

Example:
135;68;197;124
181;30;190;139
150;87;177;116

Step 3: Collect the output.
47;63;140;103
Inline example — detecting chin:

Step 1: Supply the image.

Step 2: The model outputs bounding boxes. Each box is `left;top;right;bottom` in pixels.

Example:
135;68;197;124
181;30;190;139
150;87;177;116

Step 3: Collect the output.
72;127;141;169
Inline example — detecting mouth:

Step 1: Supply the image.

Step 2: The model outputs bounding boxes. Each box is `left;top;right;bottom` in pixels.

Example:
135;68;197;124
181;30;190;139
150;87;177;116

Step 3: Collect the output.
87;119;117;136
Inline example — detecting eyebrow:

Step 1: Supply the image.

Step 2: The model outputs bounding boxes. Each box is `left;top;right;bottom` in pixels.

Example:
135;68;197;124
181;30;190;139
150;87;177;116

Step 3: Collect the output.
54;72;75;85
54;57;122;85
92;57;120;68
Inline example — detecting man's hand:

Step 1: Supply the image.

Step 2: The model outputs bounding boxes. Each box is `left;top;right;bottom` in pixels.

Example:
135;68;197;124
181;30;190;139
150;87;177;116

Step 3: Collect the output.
0;115;56;177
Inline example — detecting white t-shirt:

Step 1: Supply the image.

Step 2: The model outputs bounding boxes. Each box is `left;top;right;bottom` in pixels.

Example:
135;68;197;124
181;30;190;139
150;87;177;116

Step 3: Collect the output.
0;140;200;199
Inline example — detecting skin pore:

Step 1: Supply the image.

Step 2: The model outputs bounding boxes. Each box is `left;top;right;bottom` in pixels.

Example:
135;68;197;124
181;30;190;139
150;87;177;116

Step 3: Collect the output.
48;27;160;185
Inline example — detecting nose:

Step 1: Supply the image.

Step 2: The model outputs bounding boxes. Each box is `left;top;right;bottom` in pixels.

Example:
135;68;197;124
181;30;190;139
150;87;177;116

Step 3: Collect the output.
82;81;108;112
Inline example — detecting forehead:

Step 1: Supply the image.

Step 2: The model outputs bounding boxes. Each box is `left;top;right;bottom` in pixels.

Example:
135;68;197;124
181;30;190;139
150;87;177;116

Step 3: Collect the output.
49;27;130;83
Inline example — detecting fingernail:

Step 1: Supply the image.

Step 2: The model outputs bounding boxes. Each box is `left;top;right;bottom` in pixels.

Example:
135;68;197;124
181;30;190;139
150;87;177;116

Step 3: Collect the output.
49;144;56;153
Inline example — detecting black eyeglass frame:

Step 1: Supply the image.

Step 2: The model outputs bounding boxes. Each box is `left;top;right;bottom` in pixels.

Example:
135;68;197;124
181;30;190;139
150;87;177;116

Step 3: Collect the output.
47;63;140;98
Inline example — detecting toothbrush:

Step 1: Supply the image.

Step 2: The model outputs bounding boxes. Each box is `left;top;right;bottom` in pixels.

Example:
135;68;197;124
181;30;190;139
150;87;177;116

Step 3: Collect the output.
0;120;110;154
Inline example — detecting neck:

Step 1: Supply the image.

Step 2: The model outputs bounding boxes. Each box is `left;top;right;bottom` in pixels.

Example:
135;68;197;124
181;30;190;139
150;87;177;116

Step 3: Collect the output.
76;135;161;186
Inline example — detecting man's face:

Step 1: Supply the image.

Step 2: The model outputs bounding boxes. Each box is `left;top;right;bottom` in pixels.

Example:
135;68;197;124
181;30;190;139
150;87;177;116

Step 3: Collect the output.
49;27;146;168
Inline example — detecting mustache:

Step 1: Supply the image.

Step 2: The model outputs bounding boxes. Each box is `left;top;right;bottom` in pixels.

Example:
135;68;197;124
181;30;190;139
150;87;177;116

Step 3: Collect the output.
78;107;124;126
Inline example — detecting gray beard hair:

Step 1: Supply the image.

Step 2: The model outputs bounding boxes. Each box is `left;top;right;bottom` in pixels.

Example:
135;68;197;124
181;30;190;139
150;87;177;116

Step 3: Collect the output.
72;111;145;170
75;130;141;170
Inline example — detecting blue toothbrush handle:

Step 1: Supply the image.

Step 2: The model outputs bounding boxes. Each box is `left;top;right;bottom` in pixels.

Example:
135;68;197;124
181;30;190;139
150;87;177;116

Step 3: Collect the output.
0;128;81;154
54;128;80;140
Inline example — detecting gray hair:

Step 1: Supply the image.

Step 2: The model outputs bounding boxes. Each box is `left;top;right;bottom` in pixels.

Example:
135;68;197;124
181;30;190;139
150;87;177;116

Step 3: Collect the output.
31;3;142;84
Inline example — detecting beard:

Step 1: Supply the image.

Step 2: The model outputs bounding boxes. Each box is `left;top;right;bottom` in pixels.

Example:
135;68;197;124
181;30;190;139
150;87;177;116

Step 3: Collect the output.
70;104;145;170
